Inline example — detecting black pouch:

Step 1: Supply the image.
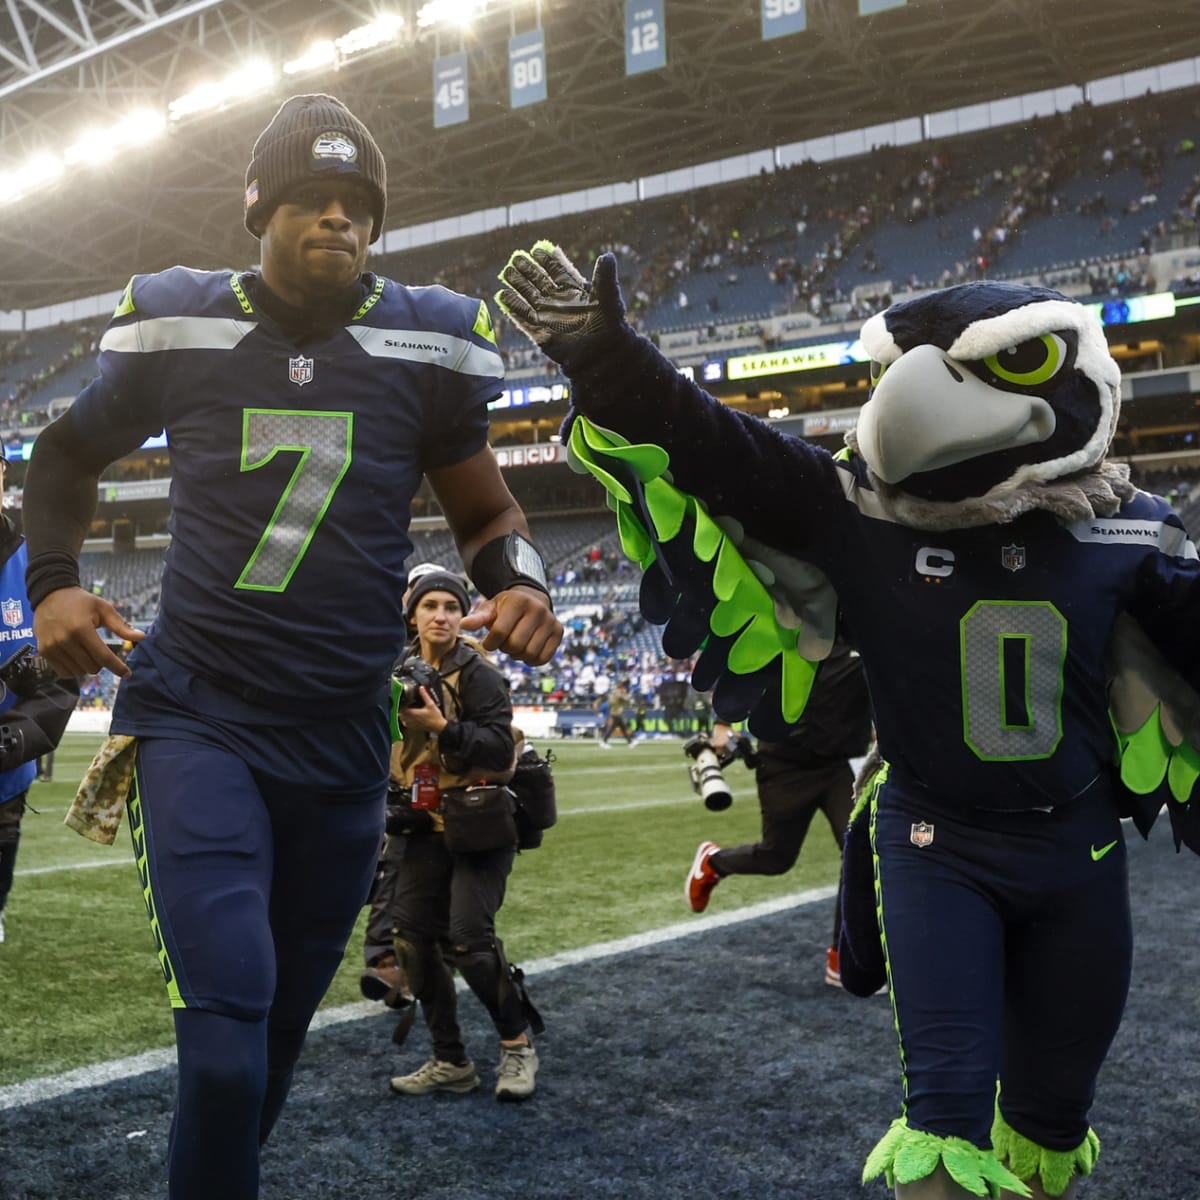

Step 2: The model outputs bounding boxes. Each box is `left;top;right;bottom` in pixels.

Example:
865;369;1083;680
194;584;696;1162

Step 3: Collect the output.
441;785;518;854
510;746;558;850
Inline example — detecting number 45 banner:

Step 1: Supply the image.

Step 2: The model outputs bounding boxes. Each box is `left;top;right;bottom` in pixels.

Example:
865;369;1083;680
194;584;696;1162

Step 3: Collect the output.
762;0;806;39
433;51;468;129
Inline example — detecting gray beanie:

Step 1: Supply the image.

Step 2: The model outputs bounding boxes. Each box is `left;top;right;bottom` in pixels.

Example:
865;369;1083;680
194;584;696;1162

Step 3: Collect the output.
244;93;386;242
405;571;470;621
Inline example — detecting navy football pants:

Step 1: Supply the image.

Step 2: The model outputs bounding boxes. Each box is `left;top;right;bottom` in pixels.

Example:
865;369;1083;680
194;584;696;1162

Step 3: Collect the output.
130;738;385;1200
872;774;1132;1152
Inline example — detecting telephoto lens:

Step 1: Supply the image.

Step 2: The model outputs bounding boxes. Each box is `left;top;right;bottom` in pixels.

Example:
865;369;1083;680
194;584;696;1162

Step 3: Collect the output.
683;735;733;811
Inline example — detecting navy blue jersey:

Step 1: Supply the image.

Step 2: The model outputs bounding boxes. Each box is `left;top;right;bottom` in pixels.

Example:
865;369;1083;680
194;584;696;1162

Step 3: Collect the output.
66;267;503;712
568;335;1200;811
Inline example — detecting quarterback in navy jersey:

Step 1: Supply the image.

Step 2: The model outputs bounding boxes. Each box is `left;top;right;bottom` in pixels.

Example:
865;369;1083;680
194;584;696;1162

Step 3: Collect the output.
23;96;560;1200
498;244;1200;1199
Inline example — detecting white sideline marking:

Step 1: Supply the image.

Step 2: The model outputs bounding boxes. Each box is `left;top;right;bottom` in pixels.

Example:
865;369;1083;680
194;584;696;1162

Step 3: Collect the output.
17;858;134;876
0;884;834;1112
15;793;757;877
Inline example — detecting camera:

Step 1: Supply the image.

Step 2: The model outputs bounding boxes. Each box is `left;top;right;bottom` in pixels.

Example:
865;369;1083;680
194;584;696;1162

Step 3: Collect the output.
392;658;443;710
0;645;57;699
683;732;756;812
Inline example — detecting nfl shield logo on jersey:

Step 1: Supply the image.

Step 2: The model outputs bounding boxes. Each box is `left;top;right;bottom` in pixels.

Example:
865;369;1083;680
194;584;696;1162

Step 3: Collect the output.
1001;544;1026;572
289;356;314;387
1;598;22;628
910;821;934;848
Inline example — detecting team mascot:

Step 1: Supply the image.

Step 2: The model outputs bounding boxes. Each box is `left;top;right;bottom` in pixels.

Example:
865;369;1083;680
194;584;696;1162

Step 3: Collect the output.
496;241;1200;1199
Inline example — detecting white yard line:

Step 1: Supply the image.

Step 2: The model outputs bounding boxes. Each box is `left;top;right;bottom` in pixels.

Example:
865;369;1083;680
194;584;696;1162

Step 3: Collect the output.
0;884;834;1111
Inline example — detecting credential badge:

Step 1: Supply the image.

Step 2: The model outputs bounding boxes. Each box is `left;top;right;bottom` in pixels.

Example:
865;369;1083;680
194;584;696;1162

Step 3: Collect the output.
1;598;23;628
289;355;314;387
1001;544;1026;572
910;821;934;848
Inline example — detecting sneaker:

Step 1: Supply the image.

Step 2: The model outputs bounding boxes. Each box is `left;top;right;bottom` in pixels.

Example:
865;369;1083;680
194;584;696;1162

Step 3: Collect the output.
824;946;842;988
686;841;722;913
597;740;612;750
361;953;413;1008
0;910;5;944
495;1042;539;1102
389;1058;480;1096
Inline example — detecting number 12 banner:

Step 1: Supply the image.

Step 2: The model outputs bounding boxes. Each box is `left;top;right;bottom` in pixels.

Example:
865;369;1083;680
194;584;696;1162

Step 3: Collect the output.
509;29;547;108
762;0;806;39
625;0;666;75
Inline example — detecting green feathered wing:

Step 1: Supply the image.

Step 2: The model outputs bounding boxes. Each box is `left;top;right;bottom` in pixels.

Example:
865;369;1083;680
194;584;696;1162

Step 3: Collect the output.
566;415;835;737
1107;611;1200;851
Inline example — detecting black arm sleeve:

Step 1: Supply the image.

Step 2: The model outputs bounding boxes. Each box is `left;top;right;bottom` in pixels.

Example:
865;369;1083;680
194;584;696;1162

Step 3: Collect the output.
0;676;80;771
24;412;142;608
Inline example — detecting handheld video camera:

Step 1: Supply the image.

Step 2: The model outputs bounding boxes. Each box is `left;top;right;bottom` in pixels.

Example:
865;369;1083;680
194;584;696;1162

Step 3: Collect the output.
392;658;444;710
683;732;757;812
0;645;57;699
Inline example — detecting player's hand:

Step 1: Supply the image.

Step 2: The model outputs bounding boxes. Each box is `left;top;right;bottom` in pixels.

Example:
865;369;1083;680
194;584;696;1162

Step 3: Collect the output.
496;242;626;370
461;586;563;666
33;587;144;679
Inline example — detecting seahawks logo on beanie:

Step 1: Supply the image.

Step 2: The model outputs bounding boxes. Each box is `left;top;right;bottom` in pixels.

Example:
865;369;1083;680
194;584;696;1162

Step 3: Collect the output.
244;93;387;243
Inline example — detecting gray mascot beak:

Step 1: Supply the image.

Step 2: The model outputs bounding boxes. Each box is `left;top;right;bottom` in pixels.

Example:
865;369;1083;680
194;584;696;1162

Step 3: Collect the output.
856;343;1057;484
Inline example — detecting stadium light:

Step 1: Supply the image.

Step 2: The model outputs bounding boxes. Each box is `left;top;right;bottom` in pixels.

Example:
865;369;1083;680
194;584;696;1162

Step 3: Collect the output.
283;14;405;77
168;58;278;122
63;109;167;166
0;154;64;205
417;0;492;30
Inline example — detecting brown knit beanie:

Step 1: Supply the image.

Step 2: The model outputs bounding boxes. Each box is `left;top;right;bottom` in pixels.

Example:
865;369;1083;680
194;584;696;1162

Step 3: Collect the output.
244;94;386;242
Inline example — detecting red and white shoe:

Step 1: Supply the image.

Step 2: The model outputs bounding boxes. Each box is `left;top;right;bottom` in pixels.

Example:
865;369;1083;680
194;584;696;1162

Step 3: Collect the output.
686;841;722;913
824;946;843;988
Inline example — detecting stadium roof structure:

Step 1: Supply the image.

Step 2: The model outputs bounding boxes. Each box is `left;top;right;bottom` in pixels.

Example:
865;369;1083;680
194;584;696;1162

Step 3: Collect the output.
2;0;1198;314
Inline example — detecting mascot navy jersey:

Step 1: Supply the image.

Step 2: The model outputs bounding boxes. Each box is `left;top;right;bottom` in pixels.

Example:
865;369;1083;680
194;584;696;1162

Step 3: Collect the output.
64;267;503;713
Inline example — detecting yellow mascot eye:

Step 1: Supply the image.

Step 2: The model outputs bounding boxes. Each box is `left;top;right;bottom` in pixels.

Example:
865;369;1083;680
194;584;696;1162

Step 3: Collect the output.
983;333;1067;386
868;360;889;387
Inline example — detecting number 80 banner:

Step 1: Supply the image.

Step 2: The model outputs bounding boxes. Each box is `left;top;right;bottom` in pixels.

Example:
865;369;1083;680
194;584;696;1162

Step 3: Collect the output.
509;29;548;109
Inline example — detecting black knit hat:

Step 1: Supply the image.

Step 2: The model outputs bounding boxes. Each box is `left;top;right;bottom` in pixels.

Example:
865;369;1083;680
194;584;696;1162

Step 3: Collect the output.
244;93;386;243
405;571;471;621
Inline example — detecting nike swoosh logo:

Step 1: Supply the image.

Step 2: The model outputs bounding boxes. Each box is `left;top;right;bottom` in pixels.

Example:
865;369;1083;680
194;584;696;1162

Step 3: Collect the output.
1090;840;1118;862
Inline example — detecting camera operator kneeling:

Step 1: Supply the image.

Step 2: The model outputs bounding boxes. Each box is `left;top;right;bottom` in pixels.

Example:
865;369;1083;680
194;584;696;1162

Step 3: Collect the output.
383;572;541;1102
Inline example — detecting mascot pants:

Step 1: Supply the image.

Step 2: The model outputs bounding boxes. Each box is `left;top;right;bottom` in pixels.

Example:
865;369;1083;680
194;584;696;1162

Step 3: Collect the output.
872;773;1131;1152
130;737;385;1200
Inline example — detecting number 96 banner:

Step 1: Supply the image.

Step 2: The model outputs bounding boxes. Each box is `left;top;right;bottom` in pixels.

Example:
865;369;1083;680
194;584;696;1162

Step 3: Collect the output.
762;0;806;39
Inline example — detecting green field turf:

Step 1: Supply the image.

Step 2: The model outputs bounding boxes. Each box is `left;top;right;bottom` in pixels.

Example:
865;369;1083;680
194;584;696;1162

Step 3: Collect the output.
0;731;843;1088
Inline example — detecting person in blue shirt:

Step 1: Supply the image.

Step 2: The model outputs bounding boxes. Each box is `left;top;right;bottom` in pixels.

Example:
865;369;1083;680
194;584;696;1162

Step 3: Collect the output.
22;95;561;1200
0;457;80;945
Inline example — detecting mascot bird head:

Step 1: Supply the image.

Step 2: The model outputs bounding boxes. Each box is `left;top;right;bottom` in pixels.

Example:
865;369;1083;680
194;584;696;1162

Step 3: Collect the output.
846;281;1133;530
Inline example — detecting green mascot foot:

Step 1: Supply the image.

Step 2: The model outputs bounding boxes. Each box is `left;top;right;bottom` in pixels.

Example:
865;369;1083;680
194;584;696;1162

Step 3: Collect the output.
992;1109;1097;1200
865;1118;1031;1199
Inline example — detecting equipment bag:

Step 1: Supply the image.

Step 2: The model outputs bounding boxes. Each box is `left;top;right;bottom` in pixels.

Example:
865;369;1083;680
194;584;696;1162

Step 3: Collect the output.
440;784;518;854
510;745;557;850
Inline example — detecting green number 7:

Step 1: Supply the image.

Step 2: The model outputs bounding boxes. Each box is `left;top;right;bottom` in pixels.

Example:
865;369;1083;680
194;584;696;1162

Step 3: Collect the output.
235;408;353;592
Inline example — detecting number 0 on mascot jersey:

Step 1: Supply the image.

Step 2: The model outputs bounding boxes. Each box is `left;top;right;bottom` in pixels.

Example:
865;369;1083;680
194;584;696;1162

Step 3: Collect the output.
495;242;1200;1200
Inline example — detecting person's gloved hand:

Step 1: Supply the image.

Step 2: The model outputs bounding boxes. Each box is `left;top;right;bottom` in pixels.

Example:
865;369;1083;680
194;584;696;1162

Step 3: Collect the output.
496;240;626;370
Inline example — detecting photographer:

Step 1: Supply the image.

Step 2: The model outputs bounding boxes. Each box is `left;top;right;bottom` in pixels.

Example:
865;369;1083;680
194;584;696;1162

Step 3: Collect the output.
380;571;540;1101
0;452;80;944
686;643;872;986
